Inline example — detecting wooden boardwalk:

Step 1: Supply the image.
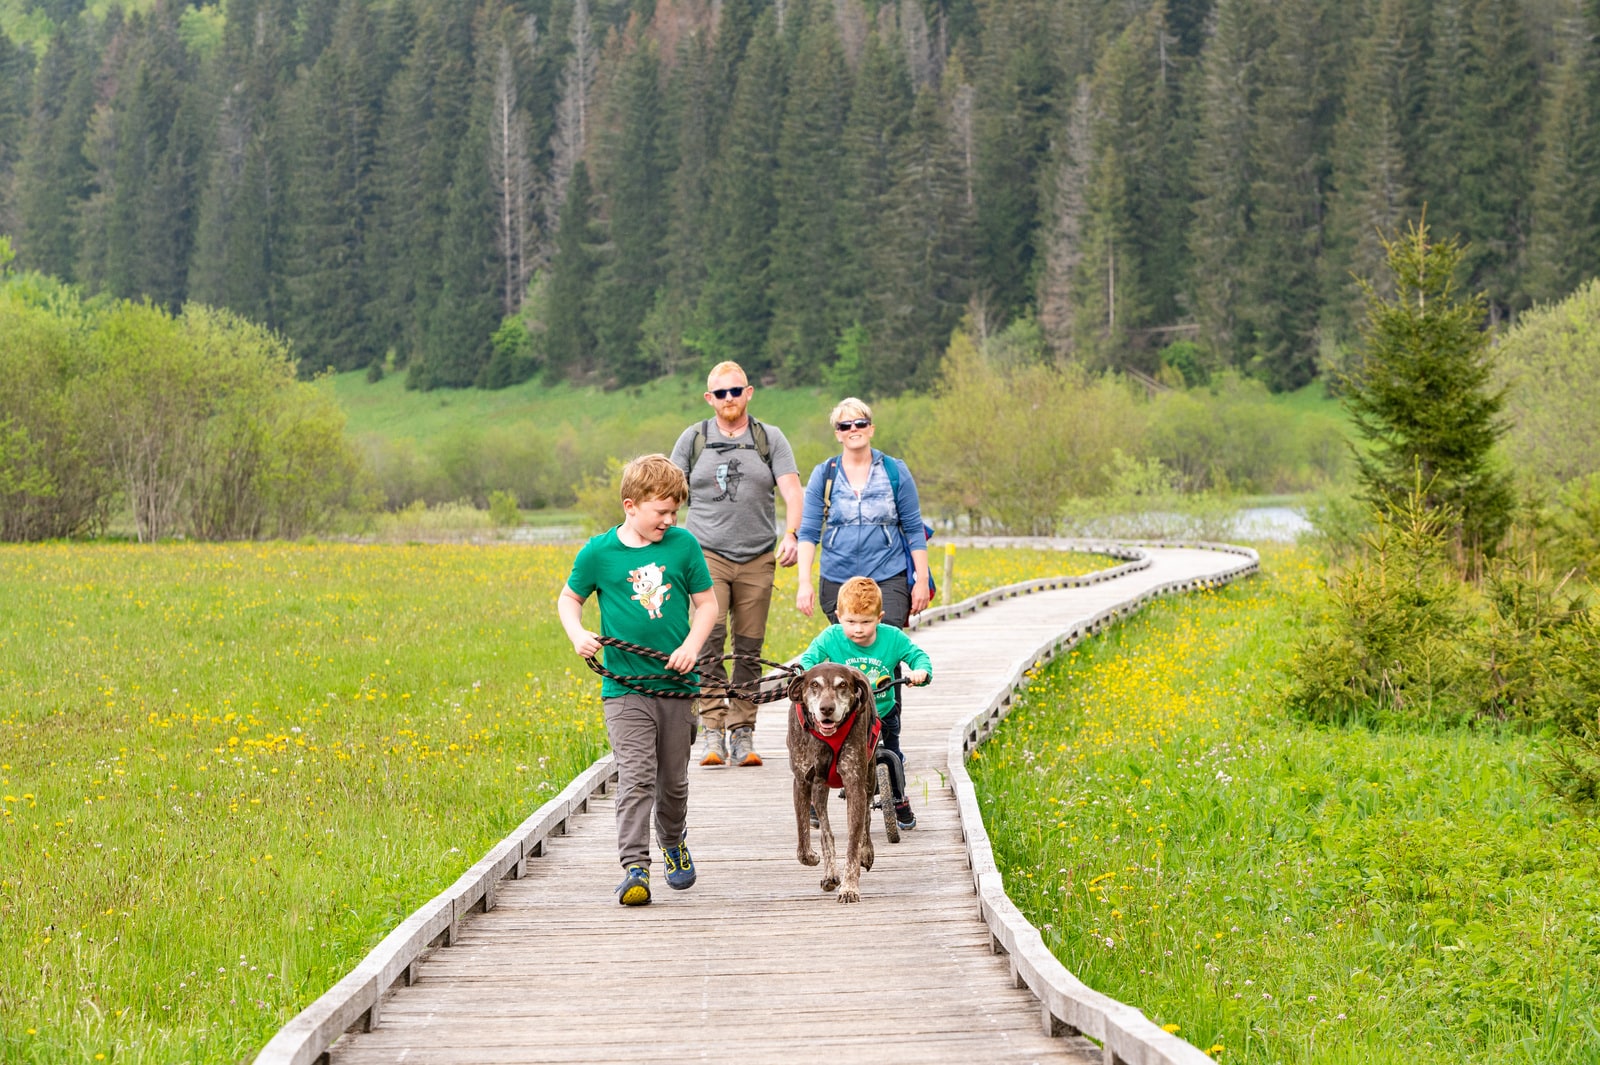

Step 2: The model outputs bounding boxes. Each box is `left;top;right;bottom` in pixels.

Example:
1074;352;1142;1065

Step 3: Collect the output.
306;544;1252;1065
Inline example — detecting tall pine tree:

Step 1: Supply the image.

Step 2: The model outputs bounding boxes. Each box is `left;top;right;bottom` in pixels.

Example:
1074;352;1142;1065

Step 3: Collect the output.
765;3;851;381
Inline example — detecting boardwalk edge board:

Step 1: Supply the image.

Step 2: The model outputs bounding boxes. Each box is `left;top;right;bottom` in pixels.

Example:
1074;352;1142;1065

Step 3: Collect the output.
949;540;1259;1065
252;755;620;1065
253;539;1255;1065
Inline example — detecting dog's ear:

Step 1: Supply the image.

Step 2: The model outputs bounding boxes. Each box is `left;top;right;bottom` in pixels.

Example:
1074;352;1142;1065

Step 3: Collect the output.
852;670;876;715
786;672;807;704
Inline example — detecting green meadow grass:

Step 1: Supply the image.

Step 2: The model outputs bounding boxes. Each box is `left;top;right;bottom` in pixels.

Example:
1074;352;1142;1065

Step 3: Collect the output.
0;541;1108;1064
970;545;1600;1063
325;370;883;477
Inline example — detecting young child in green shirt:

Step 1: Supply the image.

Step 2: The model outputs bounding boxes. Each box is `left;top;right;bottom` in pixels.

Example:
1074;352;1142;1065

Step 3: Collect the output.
796;576;931;829
558;454;719;905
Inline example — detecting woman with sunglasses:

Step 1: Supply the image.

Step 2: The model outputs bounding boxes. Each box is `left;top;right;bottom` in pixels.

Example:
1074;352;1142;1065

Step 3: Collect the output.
795;398;930;801
795;397;931;627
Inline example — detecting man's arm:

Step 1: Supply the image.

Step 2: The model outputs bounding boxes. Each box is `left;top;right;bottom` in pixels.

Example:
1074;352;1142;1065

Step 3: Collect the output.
557;586;600;658
775;471;803;567
667;587;720;672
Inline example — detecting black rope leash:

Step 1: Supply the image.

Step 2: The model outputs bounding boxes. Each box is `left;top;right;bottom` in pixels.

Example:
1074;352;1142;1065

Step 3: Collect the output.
583;635;801;703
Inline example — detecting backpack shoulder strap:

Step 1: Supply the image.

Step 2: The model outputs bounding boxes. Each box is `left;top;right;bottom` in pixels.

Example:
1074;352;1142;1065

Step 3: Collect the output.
689;419;709;471
878;450;900;495
748;418;772;468
821;456;840;526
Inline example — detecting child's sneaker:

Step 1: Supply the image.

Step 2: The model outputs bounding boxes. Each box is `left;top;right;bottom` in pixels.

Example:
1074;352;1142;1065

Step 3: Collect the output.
661;838;696;890
615;864;651;905
894;803;917;831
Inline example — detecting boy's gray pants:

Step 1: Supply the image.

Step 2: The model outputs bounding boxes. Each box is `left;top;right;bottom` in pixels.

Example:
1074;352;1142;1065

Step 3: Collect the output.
604;692;696;868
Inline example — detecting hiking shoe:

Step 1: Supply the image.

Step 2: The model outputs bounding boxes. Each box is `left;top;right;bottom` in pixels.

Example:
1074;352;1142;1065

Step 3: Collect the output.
698;727;727;767
616;864;651;906
728;725;763;767
661;838;696;890
894;803;917;831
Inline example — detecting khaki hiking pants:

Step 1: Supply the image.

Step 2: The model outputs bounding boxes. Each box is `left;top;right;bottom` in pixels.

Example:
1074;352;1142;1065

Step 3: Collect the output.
694;549;777;731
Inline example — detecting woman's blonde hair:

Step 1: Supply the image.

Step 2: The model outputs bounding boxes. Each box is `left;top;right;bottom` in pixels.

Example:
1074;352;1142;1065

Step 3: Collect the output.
837;576;883;616
620;453;688;505
829;396;873;425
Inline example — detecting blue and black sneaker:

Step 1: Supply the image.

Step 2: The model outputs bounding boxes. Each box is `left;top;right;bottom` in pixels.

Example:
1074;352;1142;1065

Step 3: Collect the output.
894;803;917;831
661;838;696;890
616;863;651;906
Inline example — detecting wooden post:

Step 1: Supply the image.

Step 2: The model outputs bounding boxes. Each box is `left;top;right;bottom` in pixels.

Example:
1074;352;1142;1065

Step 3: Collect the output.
941;543;954;607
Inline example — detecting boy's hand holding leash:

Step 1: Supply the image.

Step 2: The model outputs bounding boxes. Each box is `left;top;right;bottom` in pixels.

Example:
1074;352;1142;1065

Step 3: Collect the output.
664;643;700;673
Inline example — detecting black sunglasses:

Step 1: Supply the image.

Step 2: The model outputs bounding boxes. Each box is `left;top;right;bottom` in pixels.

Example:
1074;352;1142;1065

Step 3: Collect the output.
710;386;748;399
835;418;872;431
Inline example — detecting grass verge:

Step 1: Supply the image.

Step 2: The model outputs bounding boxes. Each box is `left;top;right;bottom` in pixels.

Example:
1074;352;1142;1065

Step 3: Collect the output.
0;541;1109;1063
969;544;1600;1064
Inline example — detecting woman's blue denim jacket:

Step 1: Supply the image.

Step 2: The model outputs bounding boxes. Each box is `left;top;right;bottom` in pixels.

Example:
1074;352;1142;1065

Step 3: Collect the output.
797;450;927;585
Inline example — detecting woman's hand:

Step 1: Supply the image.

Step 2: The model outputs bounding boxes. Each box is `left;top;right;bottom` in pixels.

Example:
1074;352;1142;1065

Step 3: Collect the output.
910;576;932;615
796;583;815;617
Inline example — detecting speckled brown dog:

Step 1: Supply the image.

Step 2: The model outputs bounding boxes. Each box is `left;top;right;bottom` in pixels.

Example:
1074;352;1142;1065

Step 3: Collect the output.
786;662;877;903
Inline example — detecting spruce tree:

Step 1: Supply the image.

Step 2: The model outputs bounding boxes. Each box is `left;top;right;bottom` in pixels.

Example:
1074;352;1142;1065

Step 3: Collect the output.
0;36;34;239
837;33;912;331
368;0;476;374
648;33;717;375
1241;0;1324;390
1321;0;1420;353
765;5;850;381
542;161;601;376
970;0;1059;322
865;84;975;393
86;7;202;309
1345;220;1513;555
188;0;300;329
1525;15;1600;304
588;31;668;384
1188;0;1264;371
693;10;783;376
14;24;95;281
282;0;385;375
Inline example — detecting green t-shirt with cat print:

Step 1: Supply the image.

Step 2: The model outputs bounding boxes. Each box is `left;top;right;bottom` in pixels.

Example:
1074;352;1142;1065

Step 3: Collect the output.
566;525;712;698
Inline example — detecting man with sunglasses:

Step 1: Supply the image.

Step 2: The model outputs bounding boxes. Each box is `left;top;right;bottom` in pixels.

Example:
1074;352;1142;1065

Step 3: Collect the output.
670;361;804;769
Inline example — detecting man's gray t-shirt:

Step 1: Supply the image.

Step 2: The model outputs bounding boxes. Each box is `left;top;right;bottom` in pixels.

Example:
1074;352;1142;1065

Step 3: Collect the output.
669;419;799;563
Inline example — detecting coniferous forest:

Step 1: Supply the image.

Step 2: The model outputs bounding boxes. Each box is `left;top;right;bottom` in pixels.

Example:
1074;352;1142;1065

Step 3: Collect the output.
0;0;1588;394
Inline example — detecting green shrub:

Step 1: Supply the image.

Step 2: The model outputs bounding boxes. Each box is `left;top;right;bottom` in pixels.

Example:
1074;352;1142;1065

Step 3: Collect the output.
908;329;1139;533
487;489;521;527
1288;481;1475;728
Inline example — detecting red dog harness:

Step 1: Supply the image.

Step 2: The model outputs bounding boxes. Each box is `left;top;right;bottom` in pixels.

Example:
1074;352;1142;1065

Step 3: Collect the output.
794;702;881;789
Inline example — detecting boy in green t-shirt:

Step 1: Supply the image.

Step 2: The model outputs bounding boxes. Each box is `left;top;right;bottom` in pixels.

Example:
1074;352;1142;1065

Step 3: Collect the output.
797;576;931;830
558;454;718;905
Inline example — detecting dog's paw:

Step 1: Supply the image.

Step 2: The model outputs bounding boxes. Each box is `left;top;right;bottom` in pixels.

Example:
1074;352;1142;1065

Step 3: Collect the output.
798;848;820;866
837;887;860;904
820;875;840;892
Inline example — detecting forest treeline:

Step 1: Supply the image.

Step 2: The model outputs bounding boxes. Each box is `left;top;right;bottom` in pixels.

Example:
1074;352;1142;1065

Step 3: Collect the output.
0;0;1591;393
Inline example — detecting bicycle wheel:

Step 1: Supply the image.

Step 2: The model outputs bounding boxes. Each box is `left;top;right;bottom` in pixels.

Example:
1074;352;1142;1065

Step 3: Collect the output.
876;761;900;843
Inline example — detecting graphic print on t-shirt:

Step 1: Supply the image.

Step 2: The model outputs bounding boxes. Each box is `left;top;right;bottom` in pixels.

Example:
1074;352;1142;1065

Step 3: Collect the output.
713;456;744;502
627;562;673;619
844;655;891;693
